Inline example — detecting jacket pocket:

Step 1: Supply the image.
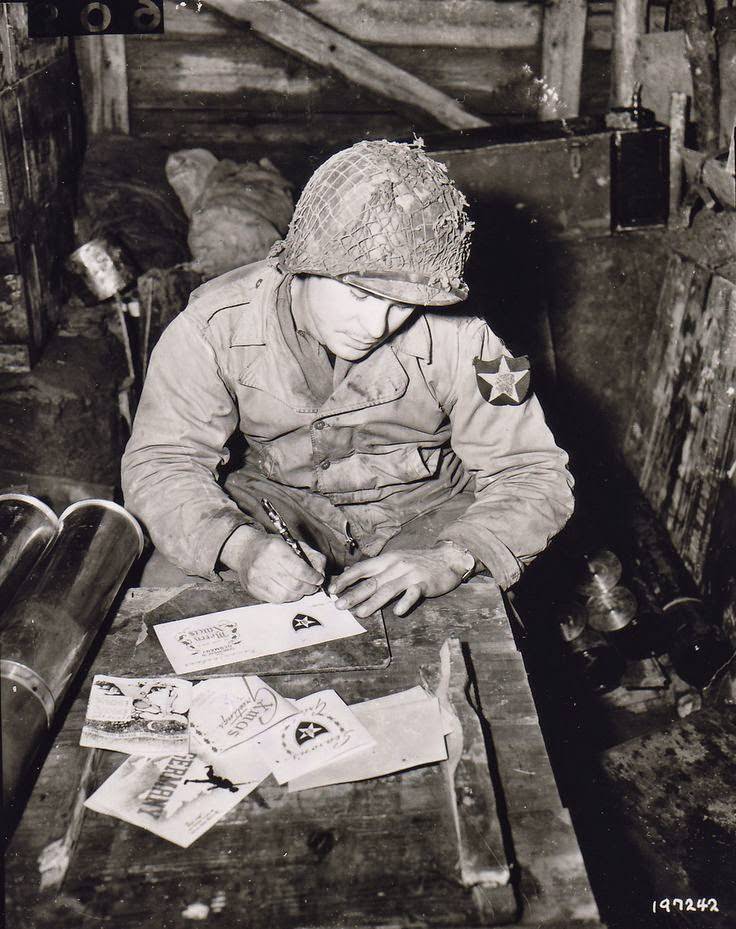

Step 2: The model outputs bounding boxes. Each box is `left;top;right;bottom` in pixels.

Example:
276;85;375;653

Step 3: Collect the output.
319;445;442;495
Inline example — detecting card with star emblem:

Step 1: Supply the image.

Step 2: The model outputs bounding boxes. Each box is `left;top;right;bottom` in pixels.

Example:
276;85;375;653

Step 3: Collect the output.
253;689;375;785
153;592;366;674
474;354;531;405
188;676;298;754
288;687;449;792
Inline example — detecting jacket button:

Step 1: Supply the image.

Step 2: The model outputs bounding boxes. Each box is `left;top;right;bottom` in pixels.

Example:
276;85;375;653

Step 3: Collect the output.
314;421;325;430
320;459;331;470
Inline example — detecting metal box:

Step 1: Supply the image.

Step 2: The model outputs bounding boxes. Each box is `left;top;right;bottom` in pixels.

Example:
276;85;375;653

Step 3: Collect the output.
426;117;669;238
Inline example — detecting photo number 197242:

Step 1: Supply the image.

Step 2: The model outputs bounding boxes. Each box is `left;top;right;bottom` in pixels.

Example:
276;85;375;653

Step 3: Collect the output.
27;0;164;37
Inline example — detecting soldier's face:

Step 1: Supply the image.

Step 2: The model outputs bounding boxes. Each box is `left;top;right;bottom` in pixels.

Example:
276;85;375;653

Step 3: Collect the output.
296;276;415;361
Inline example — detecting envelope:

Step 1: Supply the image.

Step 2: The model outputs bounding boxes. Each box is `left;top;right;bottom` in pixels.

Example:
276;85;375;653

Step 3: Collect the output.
253;689;375;785
189;675;298;754
288;688;448;791
153;592;366;674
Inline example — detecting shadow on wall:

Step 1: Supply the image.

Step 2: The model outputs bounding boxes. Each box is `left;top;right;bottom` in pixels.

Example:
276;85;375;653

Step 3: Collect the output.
463;198;572;413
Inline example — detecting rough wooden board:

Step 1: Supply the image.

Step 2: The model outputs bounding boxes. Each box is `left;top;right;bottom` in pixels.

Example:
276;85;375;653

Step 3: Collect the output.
539;0;587;120
163;0;542;47
126;35;542;117
202;0;489;130
5;581;526;929
625;256;736;584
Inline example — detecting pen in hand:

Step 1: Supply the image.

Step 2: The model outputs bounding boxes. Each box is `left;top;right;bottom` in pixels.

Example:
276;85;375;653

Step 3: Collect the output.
260;497;327;593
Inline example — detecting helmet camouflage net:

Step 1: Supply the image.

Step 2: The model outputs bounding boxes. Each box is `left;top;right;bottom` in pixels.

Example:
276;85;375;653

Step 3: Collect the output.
269;139;474;306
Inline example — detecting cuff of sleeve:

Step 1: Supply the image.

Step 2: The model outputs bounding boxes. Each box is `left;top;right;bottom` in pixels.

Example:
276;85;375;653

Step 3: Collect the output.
191;508;259;580
436;520;523;590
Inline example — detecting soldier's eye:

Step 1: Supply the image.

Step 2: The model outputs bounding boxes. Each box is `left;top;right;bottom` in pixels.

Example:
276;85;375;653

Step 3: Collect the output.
349;288;369;301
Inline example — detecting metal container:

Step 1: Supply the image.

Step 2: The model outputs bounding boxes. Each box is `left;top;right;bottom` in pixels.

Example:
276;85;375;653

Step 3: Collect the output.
1;500;144;807
0;494;58;617
66;237;136;301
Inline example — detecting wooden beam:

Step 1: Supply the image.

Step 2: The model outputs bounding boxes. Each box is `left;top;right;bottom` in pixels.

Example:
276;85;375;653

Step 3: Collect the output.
610;0;646;107
539;0;587;120
202;0;489;131
672;0;720;154
74;34;129;135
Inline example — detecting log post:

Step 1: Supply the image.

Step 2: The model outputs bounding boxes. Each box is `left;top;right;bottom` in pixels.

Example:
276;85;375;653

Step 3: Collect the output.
539;0;587;120
671;0;719;154
610;0;646;108
74;35;129;136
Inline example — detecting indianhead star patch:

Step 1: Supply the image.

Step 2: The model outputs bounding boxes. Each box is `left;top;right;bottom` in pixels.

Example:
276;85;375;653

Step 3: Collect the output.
474;354;531;405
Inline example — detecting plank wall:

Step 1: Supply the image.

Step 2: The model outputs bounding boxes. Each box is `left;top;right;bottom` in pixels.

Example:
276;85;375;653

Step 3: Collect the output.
0;5;81;371
126;0;613;184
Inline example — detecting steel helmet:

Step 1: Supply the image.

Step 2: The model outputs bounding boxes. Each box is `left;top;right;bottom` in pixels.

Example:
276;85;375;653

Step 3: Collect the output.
270;140;473;306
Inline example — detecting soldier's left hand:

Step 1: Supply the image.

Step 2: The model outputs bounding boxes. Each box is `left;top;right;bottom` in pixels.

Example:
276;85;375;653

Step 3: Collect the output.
330;545;473;618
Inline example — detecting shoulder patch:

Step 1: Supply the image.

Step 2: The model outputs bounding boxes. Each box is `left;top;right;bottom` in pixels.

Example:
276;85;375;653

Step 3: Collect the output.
474;354;531;405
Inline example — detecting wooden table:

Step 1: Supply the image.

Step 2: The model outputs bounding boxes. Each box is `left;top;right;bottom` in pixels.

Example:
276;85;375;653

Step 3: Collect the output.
5;578;602;928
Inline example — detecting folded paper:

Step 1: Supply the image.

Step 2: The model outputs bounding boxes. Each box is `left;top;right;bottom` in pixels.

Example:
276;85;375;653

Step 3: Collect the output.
153;592;366;674
189;675;298;754
254;689;375;785
288;688;448;791
84;752;264;847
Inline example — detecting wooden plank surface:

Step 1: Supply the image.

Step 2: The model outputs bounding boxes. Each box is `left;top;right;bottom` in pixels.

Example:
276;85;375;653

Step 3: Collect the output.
164;0;543;47
625;256;736;584
126;34;541;117
5;579;601;927
202;0;489;130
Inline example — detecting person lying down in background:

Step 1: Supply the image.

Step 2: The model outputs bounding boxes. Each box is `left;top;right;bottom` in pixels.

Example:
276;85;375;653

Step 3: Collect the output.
121;139;574;619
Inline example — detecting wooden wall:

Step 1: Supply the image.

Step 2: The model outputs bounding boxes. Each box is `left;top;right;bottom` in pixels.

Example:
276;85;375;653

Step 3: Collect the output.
122;0;614;183
0;5;81;371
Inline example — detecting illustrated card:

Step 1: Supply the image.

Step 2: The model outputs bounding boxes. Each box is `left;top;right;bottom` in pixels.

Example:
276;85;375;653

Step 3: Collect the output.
152;593;366;674
189;726;272;786
84;753;262;848
288;688;449;792
189;676;298;754
254;689;375;785
80;675;192;756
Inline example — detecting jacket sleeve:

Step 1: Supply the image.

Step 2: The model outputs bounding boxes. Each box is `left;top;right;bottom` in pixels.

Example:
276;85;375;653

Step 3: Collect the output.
435;318;574;589
121;313;254;577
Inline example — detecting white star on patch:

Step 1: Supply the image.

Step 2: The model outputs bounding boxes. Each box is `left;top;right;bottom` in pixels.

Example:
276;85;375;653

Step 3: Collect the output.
478;355;528;403
299;723;323;740
293;617;312;629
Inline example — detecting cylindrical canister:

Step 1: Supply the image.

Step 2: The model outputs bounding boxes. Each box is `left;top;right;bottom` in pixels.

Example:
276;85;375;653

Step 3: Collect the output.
1;500;144;807
0;494;58;618
66;237;136;301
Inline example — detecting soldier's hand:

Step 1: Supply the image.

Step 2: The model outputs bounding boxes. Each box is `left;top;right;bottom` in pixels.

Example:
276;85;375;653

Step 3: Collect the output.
221;528;326;603
330;545;474;618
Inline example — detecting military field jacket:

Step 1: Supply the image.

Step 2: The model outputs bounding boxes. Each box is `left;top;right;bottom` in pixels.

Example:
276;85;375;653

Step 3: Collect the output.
121;261;574;589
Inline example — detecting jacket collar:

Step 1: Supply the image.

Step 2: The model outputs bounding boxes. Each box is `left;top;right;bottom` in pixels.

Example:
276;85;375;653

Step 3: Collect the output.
233;273;432;414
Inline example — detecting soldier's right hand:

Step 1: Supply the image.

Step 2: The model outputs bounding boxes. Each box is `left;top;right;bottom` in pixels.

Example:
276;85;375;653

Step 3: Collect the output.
221;528;326;603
